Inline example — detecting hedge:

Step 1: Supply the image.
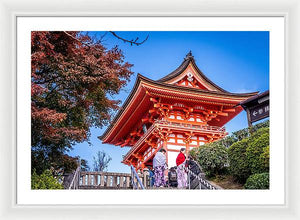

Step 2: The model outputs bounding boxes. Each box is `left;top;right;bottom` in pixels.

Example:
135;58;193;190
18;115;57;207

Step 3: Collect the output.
192;141;229;177
191;121;270;185
228;138;251;183
246;131;269;174
244;173;269;189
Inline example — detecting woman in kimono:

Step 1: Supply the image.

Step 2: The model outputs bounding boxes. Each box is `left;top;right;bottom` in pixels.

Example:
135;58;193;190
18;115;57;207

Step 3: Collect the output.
176;148;187;189
153;148;167;187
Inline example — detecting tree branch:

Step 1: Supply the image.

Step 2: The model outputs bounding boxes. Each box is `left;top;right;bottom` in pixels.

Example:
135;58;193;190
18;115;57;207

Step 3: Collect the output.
109;31;149;46
63;31;103;52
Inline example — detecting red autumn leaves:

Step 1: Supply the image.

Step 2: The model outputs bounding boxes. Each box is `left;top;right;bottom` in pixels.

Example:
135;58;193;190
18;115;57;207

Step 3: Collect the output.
31;31;133;148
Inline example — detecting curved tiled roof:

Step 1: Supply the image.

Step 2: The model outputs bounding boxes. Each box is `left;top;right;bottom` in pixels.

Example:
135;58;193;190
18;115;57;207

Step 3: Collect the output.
100;74;258;141
157;51;228;93
100;52;259;142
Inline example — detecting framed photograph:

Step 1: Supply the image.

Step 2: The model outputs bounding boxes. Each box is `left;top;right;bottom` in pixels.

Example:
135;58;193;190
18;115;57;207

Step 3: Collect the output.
0;0;299;219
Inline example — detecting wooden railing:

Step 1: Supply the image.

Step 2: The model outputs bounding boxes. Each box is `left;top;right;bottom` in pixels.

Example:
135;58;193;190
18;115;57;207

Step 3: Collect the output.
158;120;226;133
123;119;226;161
65;168;221;190
79;171;150;189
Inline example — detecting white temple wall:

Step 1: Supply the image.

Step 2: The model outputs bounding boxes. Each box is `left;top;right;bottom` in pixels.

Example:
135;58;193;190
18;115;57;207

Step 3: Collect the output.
166;144;182;168
167;151;178;168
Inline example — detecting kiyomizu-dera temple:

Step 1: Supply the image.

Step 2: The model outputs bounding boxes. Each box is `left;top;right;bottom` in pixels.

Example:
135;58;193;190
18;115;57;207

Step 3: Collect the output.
100;52;258;170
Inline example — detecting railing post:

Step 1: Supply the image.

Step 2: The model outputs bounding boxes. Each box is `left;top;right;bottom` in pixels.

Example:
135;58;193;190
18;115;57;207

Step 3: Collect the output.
94;175;98;186
107;175;111;187
119;176;124;188
100;174;105;187
82;174;86;186
113;175;118;187
87;174;91;185
126;176;130;188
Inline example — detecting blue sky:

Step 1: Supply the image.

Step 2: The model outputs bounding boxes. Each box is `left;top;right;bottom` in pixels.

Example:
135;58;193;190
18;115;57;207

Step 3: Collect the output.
67;31;269;173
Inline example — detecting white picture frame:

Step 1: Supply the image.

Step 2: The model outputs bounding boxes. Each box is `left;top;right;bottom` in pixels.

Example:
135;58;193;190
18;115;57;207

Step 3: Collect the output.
1;0;299;219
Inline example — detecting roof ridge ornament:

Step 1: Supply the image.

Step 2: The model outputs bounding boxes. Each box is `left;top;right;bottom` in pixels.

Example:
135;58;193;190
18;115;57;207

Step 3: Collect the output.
184;50;194;60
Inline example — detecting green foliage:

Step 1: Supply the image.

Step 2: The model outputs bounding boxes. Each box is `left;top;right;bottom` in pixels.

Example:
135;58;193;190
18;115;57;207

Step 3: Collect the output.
249;127;269;140
219;120;269;149
228;139;251;183
31;169;64;189
260;146;270;172
193;141;229;177
228;126;269;183
80;159;90;171
218;135;236;149
246;130;269;174
251;120;269;133
31;151;78;175
192;120;270;186
232;127;249;142
244;173;269;189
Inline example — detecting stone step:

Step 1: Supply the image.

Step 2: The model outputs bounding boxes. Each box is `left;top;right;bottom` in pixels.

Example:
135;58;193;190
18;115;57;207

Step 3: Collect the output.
79;185;132;190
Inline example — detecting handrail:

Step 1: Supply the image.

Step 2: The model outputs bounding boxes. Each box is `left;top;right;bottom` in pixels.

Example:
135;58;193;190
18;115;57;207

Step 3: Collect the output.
68;166;80;190
158;120;226;132
130;165;145;189
185;161;218;190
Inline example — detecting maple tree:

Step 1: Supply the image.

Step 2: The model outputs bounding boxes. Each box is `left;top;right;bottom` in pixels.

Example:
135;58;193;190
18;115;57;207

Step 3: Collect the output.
31;31;133;174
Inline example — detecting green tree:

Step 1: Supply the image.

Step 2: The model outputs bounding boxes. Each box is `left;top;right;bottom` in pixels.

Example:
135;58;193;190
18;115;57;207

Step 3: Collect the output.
228;139;251;183
260;145;270;172
246;130;269;174
193;141;229;177
80;159;90;171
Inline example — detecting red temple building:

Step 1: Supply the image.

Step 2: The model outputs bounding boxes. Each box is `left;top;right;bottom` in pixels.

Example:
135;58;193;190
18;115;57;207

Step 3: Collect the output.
100;52;258;170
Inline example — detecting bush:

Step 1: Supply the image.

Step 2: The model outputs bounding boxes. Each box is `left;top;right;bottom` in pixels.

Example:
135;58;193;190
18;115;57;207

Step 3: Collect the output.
244;173;269;189
193;141;229;177
31;169;64;189
251;120;269;133
246;131;269;174
228;139;251;183
249;127;269;140
218;120;269;149
260;146;270;171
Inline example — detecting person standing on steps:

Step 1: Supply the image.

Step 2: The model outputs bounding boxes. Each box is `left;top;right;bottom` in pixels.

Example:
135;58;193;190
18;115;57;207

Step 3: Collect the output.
153;148;167;187
147;166;155;188
176;148;187;189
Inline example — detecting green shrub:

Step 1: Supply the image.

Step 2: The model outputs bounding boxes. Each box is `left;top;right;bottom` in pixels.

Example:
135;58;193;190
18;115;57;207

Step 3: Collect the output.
218;120;269;149
31;169;64;189
194;141;229;177
189;148;198;160
244;173;269;189
246;130;269;174
228;139;251;183
249;127;269;140
191;121;270;185
251;120;269;133
260;146;270;171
